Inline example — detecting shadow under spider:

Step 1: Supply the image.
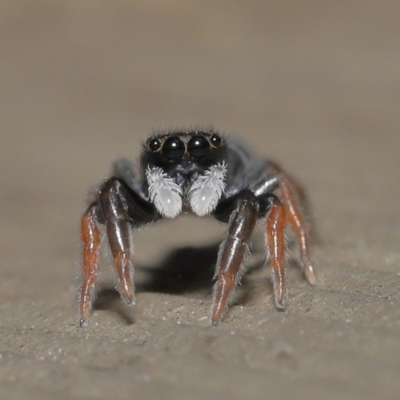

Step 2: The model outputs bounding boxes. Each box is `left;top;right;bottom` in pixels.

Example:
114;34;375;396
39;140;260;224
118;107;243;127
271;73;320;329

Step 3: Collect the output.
137;243;219;294
93;242;266;323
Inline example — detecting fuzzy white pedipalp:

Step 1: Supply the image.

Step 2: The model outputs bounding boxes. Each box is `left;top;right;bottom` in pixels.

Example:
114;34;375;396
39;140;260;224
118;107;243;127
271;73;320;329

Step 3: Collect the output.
189;162;227;217
145;166;182;218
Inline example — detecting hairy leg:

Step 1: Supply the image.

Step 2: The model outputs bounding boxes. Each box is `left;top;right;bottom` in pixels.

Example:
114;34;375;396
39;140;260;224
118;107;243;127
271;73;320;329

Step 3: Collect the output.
99;179;135;305
277;178;317;284
79;204;101;326
212;192;258;325
266;196;287;308
79;175;158;326
268;162;317;284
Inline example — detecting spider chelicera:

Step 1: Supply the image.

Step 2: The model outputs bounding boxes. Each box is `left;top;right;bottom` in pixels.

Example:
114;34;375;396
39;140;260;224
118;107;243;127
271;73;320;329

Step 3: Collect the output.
79;129;317;327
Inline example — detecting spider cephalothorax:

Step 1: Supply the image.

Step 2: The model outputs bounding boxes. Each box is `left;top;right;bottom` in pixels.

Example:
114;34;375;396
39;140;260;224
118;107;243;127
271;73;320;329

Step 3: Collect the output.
79;129;317;327
140;131;228;218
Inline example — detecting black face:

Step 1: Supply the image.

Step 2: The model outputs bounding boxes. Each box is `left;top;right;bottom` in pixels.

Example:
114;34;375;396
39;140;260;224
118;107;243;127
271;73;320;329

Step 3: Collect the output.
143;130;226;165
140;130;227;184
146;132;223;160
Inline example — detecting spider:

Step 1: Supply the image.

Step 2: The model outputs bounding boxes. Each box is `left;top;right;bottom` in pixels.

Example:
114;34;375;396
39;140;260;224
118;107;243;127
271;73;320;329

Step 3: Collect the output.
79;129;317;327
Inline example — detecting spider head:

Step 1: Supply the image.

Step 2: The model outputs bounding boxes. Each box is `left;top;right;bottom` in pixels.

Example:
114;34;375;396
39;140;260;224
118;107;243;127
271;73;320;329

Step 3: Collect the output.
141;130;227;179
140;130;228;218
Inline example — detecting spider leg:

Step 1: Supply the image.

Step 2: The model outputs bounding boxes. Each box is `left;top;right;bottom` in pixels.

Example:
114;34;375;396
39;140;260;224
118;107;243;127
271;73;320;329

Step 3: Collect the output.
79;203;101;327
99;179;135;306
212;191;258;325
267;162;317;285
279;178;317;284
266;195;287;308
79;177;158;326
268;161;307;206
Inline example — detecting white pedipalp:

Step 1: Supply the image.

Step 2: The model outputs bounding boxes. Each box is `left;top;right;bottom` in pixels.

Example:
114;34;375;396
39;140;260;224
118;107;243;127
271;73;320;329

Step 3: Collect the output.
189;162;227;217
145;166;182;218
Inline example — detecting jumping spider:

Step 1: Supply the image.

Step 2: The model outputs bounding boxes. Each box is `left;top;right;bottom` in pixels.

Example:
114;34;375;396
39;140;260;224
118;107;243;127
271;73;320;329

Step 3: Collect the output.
79;129;317;326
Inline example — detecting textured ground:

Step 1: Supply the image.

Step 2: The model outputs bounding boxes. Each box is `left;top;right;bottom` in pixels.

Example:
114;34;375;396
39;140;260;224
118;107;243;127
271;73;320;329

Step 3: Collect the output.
1;1;400;399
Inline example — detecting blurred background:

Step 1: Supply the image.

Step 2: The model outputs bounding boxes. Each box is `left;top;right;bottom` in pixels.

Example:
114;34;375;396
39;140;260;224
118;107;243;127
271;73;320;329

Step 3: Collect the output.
2;0;399;276
0;1;399;399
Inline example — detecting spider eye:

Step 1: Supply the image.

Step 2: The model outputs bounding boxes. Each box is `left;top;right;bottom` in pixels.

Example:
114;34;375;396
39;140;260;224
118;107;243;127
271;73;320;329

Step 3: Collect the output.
163;137;185;161
188;135;210;158
210;134;222;147
148;138;161;152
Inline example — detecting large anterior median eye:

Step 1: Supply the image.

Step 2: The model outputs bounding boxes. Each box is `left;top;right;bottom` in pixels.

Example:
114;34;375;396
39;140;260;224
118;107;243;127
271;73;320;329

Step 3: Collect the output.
163;137;185;161
188;135;211;158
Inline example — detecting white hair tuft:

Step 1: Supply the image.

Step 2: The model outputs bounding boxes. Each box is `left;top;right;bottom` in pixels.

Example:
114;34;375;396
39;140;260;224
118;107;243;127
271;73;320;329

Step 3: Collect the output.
145;167;182;218
189;162;227;216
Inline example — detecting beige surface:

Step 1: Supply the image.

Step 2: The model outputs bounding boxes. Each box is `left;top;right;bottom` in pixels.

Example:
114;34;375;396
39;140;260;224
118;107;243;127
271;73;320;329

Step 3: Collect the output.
1;1;400;399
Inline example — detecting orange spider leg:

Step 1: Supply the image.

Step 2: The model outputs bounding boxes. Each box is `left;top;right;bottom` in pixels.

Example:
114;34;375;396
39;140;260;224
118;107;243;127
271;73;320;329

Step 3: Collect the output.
211;194;258;325
79;204;101;326
266;196;287;308
268;162;317;285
